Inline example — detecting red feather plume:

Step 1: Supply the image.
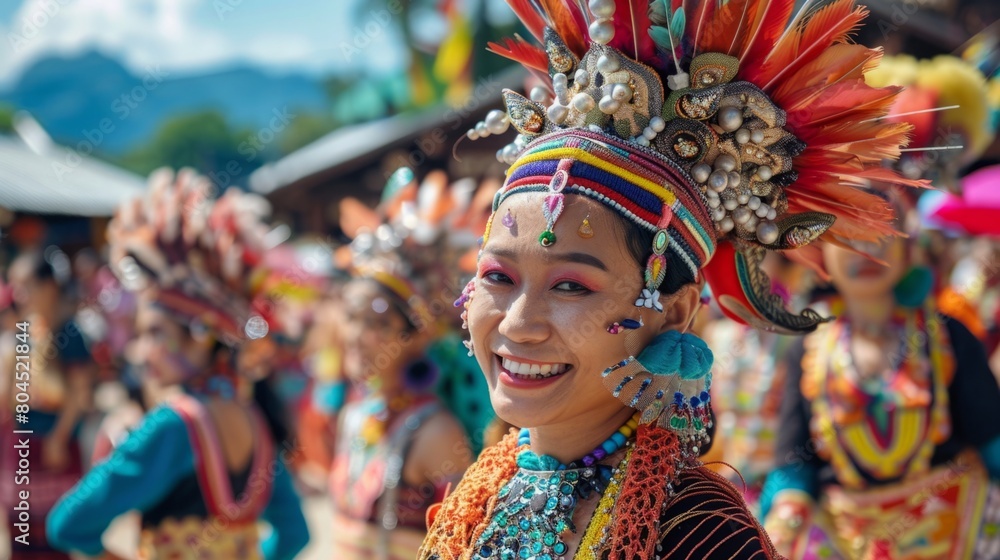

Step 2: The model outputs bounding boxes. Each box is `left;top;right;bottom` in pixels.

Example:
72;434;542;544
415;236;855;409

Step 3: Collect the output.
504;0;547;43
487;36;549;73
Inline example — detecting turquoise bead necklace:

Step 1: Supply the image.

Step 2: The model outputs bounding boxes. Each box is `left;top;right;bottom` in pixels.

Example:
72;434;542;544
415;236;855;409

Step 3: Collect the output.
473;413;639;560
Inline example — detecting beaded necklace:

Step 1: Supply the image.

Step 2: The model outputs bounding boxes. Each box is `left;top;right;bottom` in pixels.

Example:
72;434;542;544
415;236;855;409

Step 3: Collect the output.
472;413;639;560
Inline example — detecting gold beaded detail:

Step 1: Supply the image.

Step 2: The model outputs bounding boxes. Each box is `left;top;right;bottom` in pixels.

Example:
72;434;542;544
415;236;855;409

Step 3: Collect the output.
577;446;633;559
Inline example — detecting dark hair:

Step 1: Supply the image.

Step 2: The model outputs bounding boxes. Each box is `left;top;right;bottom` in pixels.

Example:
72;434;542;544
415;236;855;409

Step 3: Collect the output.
614;217;696;296
251;377;291;446
8;251;57;284
359;278;421;333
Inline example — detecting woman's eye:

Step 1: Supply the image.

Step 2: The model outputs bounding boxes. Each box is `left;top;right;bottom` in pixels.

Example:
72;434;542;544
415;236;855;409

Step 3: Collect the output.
553;280;590;293
483;271;513;284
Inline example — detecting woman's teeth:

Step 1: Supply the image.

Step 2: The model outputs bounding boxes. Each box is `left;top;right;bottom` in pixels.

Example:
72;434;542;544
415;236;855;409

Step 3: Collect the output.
501;357;569;378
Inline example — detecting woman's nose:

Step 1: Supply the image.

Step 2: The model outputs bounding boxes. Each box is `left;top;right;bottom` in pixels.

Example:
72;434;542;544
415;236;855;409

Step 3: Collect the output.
498;290;550;344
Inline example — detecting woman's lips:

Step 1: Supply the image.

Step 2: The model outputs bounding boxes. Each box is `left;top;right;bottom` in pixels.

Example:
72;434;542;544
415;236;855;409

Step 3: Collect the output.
496;354;572;389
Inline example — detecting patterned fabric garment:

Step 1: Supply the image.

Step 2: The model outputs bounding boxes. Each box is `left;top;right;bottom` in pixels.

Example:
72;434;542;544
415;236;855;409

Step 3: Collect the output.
330;397;449;560
138;517;261;559
418;428;781;560
767;306;1000;559
801;305;954;489
46;398;309;560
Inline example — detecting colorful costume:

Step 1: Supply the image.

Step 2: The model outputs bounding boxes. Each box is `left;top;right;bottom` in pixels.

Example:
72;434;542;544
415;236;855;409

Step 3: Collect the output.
418;0;918;558
45;169;309;559
329;178;482;559
762;300;1000;559
329;394;450;559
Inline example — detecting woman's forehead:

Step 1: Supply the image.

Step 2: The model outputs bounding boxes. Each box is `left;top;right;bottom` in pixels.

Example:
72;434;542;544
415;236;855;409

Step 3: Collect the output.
489;194;629;251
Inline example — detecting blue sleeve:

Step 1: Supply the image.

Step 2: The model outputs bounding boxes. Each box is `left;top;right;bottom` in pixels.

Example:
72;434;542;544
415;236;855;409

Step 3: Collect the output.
259;463;310;560
46;406;194;556
758;463;819;519
981;435;1000;480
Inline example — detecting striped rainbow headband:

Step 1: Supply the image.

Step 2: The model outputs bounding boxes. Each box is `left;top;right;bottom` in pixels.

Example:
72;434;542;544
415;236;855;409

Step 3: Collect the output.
483;129;716;311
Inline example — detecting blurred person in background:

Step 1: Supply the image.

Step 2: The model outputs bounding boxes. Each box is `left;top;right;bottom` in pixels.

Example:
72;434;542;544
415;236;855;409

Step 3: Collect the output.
760;189;1000;559
45;168;309;560
1;250;95;559
761;52;1000;559
327;170;480;560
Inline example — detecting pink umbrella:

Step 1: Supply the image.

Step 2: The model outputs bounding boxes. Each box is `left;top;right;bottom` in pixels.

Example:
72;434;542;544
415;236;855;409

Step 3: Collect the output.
931;164;1000;236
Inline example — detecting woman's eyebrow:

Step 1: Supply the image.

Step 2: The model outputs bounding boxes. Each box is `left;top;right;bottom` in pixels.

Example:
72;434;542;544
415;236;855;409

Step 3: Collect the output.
484;247;608;271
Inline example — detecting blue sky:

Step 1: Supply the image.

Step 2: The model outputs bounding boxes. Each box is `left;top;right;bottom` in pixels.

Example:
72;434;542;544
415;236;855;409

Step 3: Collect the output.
0;0;513;86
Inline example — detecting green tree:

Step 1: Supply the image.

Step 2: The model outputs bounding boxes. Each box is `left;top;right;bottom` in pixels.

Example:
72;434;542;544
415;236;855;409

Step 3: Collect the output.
0;104;15;134
117;111;253;178
278;111;339;154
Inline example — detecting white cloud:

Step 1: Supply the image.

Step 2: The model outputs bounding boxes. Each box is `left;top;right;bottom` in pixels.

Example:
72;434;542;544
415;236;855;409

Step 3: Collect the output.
0;0;407;87
0;0;235;86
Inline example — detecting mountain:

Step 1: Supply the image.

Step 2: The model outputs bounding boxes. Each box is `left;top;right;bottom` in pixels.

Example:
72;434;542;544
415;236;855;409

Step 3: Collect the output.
0;51;330;154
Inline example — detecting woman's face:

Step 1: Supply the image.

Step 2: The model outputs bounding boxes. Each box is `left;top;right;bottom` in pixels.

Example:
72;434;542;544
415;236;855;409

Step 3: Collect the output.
133;298;210;384
341;279;419;385
822;235;908;298
468;193;693;430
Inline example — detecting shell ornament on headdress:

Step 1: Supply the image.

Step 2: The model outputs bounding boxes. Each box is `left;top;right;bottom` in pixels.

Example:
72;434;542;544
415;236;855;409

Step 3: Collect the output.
107;168;278;346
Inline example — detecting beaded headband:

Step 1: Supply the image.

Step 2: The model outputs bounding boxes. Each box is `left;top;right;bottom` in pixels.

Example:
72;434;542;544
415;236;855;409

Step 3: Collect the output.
358;266;435;333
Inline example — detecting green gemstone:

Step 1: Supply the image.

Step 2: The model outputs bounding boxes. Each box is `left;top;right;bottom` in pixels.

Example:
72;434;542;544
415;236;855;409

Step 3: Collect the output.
565;471;578;481
546;497;558;510
523;486;535;498
532;541;544;553
543;532;556;546
507;525;519;537
519;518;531;530
654;230;668;252
528;475;538;483
560;483;573;495
554;542;568;554
555;520;567;532
538;230;557;246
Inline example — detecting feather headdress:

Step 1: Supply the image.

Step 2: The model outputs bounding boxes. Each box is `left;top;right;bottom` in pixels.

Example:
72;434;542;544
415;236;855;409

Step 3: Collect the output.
107;168;278;346
467;0;924;334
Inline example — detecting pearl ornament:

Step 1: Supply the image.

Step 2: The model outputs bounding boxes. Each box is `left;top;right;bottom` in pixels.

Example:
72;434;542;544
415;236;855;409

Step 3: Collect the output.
717;106;743;132
715;154;737;172
572;93;596;112
599;96;620;114
708;169;729;192
691;163;712;183
757;221;779;244
589;0;616;18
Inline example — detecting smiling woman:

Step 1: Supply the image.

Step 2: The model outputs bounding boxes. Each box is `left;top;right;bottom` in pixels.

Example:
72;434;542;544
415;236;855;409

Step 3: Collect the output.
415;0;922;559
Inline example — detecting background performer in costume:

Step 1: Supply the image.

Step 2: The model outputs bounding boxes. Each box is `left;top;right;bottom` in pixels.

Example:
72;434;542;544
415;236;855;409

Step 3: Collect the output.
327;171;480;560
45;168;310;560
